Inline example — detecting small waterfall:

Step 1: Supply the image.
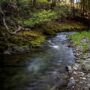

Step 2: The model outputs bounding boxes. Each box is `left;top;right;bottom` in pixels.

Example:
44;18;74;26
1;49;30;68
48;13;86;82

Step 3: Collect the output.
48;40;59;49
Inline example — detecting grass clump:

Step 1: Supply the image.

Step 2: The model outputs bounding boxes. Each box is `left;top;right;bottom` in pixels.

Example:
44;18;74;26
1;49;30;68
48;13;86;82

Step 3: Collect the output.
11;31;46;47
69;31;90;52
31;35;45;47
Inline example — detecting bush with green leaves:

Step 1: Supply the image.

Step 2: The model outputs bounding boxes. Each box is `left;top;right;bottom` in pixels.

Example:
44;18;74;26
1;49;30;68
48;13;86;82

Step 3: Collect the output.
23;10;58;27
54;5;71;18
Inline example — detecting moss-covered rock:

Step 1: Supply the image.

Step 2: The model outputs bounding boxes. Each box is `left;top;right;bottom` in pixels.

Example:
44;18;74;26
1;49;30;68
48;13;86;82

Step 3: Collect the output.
11;30;46;47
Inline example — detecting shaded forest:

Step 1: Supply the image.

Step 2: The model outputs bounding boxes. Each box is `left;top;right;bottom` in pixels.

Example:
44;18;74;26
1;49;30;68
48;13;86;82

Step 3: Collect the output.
1;1;90;90
0;0;90;53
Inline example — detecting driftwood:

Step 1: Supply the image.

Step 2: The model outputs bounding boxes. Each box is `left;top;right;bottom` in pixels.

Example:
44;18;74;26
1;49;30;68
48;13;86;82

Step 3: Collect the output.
12;26;22;34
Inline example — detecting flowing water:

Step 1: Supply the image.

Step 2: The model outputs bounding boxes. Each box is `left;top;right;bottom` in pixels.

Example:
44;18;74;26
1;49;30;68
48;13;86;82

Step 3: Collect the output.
2;32;75;90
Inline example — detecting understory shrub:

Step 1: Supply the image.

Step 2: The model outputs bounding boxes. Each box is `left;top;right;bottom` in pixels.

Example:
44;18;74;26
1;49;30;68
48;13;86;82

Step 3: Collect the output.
23;10;58;27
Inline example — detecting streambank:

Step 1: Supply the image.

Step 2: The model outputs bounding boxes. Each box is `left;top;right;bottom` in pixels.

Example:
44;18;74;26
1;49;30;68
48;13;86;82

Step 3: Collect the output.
67;32;90;90
2;20;88;55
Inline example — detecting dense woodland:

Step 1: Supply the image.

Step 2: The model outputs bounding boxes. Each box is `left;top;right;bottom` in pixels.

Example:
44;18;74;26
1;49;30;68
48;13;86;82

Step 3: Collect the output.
0;0;90;54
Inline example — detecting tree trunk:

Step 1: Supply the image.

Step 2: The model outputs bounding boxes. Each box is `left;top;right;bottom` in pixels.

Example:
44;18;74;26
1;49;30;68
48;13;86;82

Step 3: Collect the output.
51;0;56;9
32;0;37;8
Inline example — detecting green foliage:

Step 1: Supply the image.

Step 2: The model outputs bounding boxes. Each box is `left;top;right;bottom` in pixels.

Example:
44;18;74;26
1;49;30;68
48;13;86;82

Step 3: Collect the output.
23;5;72;27
54;5;71;18
12;31;45;47
69;31;90;52
70;31;90;45
38;0;48;3
31;35;45;47
0;0;10;7
41;21;87;35
23;10;58;27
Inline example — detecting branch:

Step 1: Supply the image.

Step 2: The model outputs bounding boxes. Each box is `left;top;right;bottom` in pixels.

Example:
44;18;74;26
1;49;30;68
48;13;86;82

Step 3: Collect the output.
0;5;23;35
12;26;22;34
0;5;9;30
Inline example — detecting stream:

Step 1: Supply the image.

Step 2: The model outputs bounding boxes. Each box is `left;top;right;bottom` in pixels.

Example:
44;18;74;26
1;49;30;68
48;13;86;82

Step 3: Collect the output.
2;32;75;90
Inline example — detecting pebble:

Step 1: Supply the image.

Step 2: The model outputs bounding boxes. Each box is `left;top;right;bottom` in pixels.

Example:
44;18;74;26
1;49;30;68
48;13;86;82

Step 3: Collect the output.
73;71;77;75
66;65;72;73
82;77;86;80
68;39;90;90
87;73;90;78
87;84;90;87
73;64;79;70
67;77;76;87
78;72;85;76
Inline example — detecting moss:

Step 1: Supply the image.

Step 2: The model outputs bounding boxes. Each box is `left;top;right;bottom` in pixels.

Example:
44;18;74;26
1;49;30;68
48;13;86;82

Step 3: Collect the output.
11;31;45;47
31;35;45;47
40;21;87;36
69;31;90;52
82;44;89;52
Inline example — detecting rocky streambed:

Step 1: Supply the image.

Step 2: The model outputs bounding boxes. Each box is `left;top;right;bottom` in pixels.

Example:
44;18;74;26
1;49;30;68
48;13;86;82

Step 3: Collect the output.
67;34;90;90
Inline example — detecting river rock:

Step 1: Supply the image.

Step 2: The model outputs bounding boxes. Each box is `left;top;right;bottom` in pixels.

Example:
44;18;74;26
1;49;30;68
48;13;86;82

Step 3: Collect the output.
81;38;89;43
81;77;86;80
86;58;90;61
73;63;81;70
4;50;11;54
87;53;90;58
67;77;76;88
83;53;90;59
76;46;83;52
66;65;72;73
87;73;90;78
78;72;85;77
82;59;90;71
3;48;13;54
12;46;30;53
87;84;90;88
